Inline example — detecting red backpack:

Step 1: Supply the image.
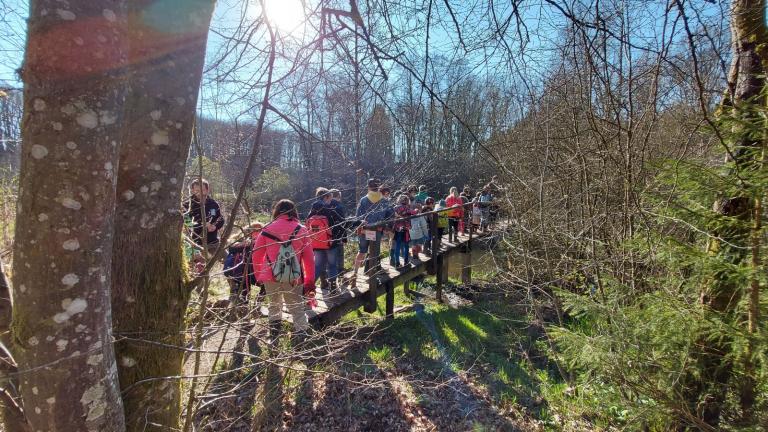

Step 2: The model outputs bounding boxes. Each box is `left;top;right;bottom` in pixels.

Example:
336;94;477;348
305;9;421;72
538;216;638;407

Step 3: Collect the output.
306;215;332;250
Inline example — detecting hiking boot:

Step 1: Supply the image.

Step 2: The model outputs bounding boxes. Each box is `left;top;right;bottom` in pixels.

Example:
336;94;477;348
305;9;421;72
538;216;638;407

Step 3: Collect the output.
329;279;339;295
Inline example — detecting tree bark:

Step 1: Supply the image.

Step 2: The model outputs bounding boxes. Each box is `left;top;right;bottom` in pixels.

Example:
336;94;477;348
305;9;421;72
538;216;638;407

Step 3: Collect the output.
681;0;767;427
11;1;128;430
110;1;214;430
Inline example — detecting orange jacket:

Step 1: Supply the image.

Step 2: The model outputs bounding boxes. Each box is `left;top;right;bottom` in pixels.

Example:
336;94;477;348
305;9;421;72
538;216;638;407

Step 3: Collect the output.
445;195;464;218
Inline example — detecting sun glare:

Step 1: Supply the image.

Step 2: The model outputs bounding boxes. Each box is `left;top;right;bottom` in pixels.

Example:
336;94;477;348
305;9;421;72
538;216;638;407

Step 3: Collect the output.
262;0;306;35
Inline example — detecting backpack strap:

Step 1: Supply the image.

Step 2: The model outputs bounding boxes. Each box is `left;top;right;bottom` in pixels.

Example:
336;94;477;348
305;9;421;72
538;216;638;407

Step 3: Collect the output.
260;230;282;243
261;225;302;244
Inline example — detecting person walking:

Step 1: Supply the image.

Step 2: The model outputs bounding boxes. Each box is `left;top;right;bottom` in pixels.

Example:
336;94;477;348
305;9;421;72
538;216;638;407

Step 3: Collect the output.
445;187;464;242
307;187;344;293
350;178;394;288
391;194;412;267
184;178;225;259
252;200;315;345
329;188;347;273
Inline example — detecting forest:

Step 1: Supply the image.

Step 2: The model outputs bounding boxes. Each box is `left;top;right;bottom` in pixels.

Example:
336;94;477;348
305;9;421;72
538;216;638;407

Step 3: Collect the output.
0;0;766;430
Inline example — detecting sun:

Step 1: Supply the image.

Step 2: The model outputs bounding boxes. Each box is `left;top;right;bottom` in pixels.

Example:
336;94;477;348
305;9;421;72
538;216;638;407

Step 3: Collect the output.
262;0;306;34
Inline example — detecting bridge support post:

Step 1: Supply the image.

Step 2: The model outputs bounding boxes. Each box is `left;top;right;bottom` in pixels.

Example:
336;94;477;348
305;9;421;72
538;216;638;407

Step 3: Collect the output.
461;223;473;285
385;281;394;318
363;237;381;313
403;279;411;296
435;255;445;303
428;212;439;275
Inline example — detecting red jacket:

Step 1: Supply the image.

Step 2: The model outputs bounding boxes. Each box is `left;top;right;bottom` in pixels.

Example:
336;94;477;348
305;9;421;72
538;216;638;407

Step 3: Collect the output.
445;195;464;218
251;215;315;286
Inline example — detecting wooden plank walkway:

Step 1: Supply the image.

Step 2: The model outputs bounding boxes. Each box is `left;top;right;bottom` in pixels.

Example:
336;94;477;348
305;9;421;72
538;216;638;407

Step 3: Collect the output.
295;228;491;327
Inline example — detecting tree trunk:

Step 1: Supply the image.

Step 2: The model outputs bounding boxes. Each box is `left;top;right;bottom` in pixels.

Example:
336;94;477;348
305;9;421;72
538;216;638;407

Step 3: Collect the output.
110;1;214;430
11;1;128;430
682;0;767;427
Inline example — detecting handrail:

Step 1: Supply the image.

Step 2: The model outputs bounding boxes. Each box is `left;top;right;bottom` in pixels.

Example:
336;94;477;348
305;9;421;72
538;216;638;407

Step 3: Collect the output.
356;201;475;230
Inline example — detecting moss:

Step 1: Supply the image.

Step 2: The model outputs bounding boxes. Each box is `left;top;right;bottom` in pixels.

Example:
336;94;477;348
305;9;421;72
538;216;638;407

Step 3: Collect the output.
111;222;190;431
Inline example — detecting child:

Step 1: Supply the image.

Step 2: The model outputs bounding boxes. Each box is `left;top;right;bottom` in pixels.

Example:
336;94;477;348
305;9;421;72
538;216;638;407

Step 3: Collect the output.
391;194;412;267
409;203;429;259
422;197;435;255
223;221;264;304
472;192;482;231
445;186;464;242
436;199;449;239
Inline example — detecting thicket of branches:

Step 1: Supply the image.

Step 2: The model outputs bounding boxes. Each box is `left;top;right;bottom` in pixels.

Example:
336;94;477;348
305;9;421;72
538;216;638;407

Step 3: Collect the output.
0;0;766;430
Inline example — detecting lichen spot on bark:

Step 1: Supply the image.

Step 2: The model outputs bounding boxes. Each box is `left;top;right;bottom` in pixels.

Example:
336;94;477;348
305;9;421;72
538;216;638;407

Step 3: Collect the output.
63;239;80;251
76;111;99;129
102;9;116;22
56;339;68;352
99;110;116;125
61;197;82;210
28;337;39;347
61;273;80;288
56;9;75;20
150;110;162;120
151;130;169;146
66;141;77;150
121;357;136;367
52;122;63;131
33;99;46;111
80;384;106;423
122;190;135;201
31;145;48;159
38;213;48;222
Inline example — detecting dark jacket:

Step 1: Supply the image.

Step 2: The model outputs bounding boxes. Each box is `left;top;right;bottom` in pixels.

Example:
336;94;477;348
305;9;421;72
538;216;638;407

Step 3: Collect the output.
308;199;344;246
356;191;394;227
184;196;225;246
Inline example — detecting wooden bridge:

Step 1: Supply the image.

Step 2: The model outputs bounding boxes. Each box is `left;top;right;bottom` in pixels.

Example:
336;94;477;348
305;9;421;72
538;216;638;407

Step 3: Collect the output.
303;205;493;327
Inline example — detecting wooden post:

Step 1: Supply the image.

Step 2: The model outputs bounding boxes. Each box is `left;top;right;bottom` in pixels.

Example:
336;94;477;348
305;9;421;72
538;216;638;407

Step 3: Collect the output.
462;222;472;285
435;255;444;302
428;212;439;275
385;281;394;318
363;234;381;313
404;279;411;296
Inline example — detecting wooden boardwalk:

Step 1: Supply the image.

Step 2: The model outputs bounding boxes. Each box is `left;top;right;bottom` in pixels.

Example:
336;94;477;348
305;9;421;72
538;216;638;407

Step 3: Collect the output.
303;226;491;327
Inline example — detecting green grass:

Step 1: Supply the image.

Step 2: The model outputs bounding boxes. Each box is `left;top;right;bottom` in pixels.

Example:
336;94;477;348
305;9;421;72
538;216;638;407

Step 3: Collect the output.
339;281;563;422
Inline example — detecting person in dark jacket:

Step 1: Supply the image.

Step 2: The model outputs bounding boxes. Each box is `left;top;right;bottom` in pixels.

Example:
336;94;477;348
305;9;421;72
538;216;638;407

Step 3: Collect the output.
329;188;347;273
184;178;225;255
308;188;344;293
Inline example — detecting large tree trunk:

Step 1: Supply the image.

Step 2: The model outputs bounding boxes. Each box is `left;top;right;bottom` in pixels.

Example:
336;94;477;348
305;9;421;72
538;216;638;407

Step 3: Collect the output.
682;0;767;427
110;1;215;430
11;1;128;430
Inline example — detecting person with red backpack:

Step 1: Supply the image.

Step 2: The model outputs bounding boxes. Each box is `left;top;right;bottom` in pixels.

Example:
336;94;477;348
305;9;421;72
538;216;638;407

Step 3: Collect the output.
252;199;315;344
307;187;344;293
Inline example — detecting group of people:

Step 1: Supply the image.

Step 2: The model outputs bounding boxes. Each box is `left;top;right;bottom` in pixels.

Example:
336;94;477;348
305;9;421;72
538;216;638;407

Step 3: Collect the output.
182;177;498;342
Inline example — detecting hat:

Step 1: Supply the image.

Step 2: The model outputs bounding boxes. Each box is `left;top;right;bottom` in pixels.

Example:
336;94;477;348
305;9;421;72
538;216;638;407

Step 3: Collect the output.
419;185;427;192
367;178;381;189
425;196;435;205
439;199;447;206
398;194;410;205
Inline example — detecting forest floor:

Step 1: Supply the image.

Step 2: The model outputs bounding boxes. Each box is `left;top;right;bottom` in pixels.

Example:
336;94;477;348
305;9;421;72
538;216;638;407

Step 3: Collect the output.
188;277;596;432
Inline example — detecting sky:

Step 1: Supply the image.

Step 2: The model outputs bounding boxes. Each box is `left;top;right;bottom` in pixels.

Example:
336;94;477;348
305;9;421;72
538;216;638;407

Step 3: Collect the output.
0;0;729;116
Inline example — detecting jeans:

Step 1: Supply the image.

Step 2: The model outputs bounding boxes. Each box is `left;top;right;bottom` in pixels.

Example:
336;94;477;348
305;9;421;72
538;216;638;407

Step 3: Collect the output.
448;218;459;239
314;245;340;283
392;231;409;265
